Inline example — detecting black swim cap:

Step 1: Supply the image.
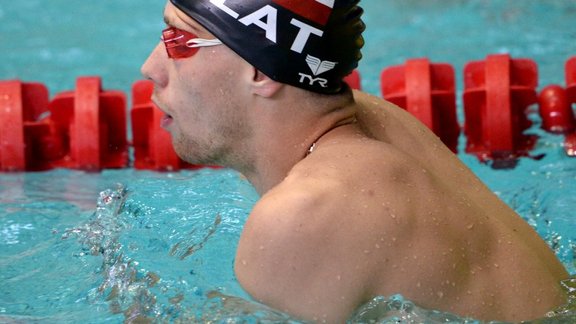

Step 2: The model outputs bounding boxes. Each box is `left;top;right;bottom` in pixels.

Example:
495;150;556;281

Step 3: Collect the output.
170;0;365;94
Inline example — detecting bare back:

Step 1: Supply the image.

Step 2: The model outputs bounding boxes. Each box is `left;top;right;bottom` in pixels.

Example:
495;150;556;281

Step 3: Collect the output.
235;92;568;322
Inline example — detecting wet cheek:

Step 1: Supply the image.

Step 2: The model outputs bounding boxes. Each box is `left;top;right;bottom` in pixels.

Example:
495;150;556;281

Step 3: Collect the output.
171;90;204;130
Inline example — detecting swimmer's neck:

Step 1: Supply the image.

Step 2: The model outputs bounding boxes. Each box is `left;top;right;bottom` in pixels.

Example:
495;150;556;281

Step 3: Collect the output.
239;87;358;195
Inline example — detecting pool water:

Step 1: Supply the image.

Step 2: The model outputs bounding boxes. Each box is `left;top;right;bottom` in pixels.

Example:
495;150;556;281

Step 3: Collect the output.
1;167;575;323
1;0;576;322
1;170;256;322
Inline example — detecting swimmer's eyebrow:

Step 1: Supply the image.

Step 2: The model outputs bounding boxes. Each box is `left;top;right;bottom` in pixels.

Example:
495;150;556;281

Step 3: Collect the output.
163;15;174;27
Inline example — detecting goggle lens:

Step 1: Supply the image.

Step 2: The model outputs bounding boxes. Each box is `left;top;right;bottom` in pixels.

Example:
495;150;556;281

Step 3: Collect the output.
161;27;222;59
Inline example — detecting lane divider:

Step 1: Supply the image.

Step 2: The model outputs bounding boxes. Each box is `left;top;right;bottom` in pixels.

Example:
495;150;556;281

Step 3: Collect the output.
0;80;50;171
48;76;129;171
463;54;538;164
381;58;459;152
1;54;574;172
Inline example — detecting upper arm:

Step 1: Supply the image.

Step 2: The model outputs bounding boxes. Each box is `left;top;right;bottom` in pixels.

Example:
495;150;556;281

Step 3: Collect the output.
234;184;368;322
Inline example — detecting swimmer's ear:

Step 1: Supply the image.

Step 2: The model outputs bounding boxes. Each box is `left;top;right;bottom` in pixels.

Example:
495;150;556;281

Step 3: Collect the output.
251;69;283;98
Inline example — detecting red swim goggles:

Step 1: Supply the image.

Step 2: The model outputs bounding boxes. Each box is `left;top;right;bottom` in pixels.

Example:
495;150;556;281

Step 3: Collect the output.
161;26;222;59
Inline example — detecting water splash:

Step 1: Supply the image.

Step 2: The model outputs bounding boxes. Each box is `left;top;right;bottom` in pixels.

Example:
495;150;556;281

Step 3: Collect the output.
347;280;576;324
59;184;255;323
546;277;576;319
348;295;482;324
62;185;129;256
62;184;162;322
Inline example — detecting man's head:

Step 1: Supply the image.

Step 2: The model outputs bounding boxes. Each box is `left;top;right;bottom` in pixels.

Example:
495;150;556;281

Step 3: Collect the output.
141;0;365;171
169;0;365;94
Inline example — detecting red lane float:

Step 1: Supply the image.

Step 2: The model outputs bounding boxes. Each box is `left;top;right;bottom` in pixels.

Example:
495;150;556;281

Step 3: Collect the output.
566;56;576;103
537;56;576;157
463;54;538;165
344;69;361;90
566;133;576;157
381;58;459;152
0;80;54;171
2;54;574;172
538;85;575;133
564;56;576;157
48;77;128;171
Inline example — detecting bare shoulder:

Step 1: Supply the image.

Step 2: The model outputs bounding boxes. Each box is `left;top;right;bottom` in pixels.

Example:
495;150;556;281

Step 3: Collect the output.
234;143;424;321
353;90;423;129
234;177;356;321
352;90;452;155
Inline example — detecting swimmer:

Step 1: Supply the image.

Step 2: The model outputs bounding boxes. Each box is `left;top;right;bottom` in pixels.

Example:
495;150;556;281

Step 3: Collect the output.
141;0;569;322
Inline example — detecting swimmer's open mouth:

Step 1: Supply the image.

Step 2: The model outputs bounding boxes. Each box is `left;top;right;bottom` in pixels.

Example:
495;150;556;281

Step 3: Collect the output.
151;96;174;128
161;113;173;128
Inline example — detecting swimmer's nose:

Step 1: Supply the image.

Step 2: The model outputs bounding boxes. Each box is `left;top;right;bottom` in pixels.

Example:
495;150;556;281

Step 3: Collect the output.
141;42;168;88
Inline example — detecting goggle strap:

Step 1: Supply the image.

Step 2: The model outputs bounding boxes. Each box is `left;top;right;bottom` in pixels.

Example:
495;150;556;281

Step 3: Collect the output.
186;38;223;48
